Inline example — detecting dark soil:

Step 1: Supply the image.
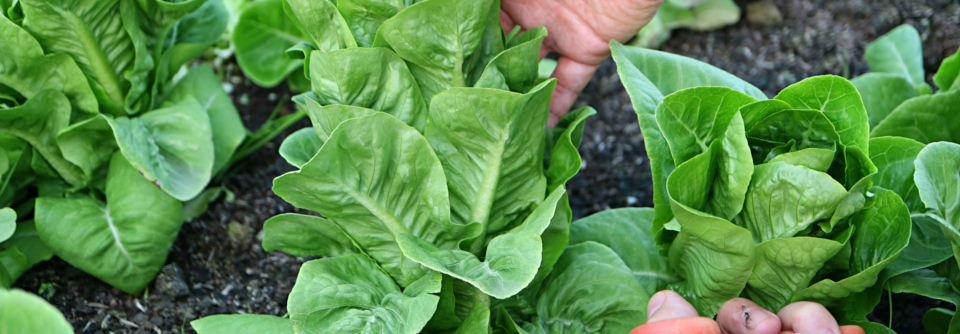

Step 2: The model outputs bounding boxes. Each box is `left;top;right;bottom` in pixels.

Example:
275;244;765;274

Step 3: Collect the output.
13;0;960;333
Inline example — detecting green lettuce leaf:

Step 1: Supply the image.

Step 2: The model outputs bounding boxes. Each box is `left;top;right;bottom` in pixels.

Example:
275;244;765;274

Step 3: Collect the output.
261;213;358;258
870;90;960;144
193;314;295;334
864;24;926;92
35;152;183;294
278;127;323;168
743;237;843;311
850;73;917;128
233;0;308;87
933;47;960;92
287;254;440;334
0;289;72;334
774;75;870;154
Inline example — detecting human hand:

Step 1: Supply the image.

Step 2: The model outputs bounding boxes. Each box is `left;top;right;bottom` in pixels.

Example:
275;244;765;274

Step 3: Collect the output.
499;0;663;126
630;290;867;334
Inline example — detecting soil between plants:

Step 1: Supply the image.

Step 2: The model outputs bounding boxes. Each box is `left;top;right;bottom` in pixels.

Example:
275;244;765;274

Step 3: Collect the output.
14;0;960;333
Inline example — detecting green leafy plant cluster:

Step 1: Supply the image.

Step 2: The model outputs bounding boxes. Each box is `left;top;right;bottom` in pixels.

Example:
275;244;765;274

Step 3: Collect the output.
0;0;297;307
602;23;960;333
189;0;694;332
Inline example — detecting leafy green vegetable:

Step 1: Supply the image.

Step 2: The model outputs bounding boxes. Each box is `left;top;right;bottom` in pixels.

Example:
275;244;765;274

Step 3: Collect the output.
36;153;183;294
870;90;960;143
193;314;295;334
863;24;929;94
632;0;740;49
0;289;73;334
233;0;308;87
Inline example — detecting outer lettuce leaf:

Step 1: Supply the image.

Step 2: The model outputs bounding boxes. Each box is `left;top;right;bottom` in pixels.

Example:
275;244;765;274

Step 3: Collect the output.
64;96;215;201
0;289;73;334
278;127;323;168
287;254;440;334
262;213;358;258
609;40;765;243
152;0;228;98
300;99;377;142
524;242;648;333
870;90;960;144
0;14;98;118
791;188;910;306
915;142;960;265
0;220;53;267
373;0;497;101
35;152;183;294
933;47;960;92
743;237;843;311
869;137;926;212
162;64;245;176
569;207;677;295
850;73;917;128
192;314;295;334
864;24;927;92
656;87;756;166
309;48;427;132
272;113;456;286
0;90;89;186
233;0;307;87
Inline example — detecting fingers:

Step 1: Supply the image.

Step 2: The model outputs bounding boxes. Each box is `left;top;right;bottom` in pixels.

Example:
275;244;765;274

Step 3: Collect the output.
716;298;781;334
647;290;699;322
777;302;842;334
630;290;719;334
548;56;597;126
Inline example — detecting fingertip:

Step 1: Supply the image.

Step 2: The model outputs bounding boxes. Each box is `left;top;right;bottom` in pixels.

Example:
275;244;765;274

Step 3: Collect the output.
646;290;699;323
716;298;781;334
777;302;841;334
548;57;597;124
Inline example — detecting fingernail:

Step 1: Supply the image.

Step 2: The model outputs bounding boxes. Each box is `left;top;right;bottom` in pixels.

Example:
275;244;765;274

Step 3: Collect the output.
647;291;667;319
742;306;776;330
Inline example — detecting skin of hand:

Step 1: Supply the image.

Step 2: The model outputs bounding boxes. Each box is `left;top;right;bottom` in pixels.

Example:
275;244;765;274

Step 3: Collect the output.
630;290;868;334
499;0;663;126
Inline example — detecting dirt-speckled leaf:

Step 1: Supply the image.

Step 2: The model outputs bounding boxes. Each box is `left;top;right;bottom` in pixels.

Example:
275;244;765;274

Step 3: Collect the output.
287;254;439;334
278;127;323;168
519;242;648;333
850;73;917;128
864;24;925;89
743;237;843;311
398;187;564;299
934;47;960;92
0;289;72;334
233;0;307;87
163;65;245;176
309;48;427;131
774;75;870;154
262;213;357;258
425;83;551;241
0;15;98;118
740;162;848;243
35;153;183;294
870;90;960;144
374;0;496;101
193;314;295;334
570;207;677;295
791;188;910;305
273;113;454;286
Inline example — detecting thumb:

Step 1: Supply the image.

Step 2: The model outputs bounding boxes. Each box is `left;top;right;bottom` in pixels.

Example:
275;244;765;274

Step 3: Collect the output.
630;290;720;334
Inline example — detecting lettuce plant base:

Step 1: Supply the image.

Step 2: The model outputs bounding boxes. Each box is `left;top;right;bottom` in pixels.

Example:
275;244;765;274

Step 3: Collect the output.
6;0;960;333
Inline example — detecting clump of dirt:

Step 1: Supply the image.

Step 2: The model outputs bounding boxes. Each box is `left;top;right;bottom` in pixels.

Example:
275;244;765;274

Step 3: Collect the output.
13;0;959;332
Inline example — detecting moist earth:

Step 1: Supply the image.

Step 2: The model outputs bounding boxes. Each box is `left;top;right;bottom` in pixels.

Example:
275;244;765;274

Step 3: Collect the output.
14;0;960;333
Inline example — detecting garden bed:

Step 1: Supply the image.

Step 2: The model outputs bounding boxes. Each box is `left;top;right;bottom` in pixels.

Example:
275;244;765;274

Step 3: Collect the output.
13;0;960;333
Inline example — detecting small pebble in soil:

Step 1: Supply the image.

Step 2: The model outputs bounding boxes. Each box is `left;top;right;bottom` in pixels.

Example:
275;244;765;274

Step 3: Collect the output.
227;221;255;246
747;1;783;25
154;263;190;298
